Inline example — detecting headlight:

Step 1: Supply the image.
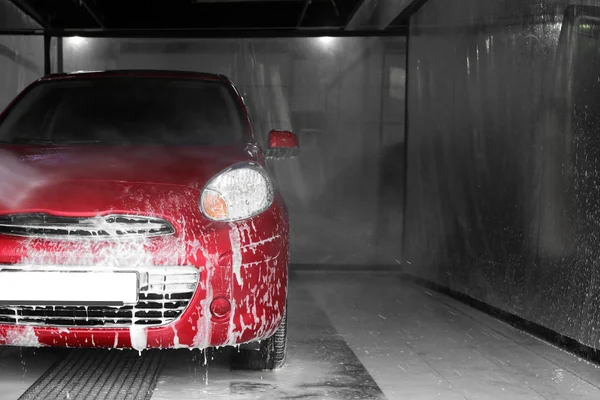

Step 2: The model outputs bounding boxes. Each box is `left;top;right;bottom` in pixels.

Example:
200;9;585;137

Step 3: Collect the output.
200;163;274;222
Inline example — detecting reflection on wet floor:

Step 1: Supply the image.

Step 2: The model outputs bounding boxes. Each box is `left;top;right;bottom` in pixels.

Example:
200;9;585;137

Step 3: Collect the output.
304;272;600;399
152;282;384;400
0;347;62;400
1;271;600;400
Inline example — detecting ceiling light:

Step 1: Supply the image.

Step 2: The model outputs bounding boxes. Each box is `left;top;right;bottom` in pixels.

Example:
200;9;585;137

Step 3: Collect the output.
66;36;87;48
318;36;335;47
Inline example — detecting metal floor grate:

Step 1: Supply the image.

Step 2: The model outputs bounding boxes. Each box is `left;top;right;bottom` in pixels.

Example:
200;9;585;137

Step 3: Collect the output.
18;349;165;400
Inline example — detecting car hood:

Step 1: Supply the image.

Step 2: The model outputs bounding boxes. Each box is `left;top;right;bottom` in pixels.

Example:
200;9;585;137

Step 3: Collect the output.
0;144;258;214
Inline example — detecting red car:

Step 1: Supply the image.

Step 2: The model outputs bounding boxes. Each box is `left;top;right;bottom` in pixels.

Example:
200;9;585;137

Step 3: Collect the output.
0;70;299;370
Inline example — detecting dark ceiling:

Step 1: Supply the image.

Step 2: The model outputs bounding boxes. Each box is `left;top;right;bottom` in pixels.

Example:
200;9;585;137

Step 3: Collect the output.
4;0;414;36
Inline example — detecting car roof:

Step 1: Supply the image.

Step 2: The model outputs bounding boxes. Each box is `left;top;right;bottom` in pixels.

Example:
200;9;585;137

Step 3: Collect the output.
39;70;227;82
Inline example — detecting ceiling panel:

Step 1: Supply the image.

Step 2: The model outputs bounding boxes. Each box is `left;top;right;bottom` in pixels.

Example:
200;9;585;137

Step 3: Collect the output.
1;0;409;35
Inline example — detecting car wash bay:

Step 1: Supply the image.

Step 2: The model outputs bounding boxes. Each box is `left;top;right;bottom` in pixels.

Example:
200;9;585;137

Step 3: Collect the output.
1;0;600;399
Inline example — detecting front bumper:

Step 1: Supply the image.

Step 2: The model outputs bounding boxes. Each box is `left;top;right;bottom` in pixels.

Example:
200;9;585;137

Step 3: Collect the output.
0;205;289;351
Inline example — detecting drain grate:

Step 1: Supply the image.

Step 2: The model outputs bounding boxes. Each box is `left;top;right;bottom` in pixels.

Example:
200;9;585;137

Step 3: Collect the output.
18;349;165;400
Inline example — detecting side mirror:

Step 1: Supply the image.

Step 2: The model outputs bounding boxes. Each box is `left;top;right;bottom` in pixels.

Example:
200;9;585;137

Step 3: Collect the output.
264;129;300;160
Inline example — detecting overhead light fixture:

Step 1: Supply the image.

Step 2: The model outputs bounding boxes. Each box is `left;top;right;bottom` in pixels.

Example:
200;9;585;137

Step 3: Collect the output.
66;36;87;49
318;36;335;46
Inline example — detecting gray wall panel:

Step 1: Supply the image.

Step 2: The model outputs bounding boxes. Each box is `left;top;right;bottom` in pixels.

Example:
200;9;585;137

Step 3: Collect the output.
405;0;600;348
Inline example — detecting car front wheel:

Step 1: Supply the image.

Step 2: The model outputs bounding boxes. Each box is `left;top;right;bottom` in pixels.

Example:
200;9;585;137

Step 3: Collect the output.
232;306;287;371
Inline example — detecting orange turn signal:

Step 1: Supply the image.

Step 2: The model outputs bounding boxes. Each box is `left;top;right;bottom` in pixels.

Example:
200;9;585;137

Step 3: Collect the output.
201;190;228;221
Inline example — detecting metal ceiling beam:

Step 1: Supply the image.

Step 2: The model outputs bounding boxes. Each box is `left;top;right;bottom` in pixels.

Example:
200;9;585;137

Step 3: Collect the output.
192;0;304;2
79;0;106;29
343;0;365;28
329;0;339;17
296;0;311;28
345;0;412;30
8;0;53;29
394;0;428;26
18;27;405;38
0;29;43;35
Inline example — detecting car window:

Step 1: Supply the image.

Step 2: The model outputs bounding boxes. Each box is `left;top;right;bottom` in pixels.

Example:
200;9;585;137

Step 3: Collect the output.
0;77;246;146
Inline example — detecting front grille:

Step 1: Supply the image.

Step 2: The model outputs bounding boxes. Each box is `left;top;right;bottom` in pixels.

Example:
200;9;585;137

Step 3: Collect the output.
0;266;198;327
0;214;175;239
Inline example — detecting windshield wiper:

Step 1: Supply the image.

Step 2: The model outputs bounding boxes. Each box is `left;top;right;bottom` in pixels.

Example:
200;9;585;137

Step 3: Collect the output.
3;138;101;145
59;140;101;144
9;138;57;145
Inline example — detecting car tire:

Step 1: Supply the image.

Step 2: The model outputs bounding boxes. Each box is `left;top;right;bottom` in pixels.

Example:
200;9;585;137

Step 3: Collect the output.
232;306;287;371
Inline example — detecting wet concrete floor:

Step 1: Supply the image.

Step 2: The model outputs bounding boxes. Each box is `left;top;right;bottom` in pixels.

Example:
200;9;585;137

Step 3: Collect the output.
1;271;600;399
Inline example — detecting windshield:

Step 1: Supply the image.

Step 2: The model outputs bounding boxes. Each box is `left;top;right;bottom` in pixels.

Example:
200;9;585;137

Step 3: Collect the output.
0;77;246;146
